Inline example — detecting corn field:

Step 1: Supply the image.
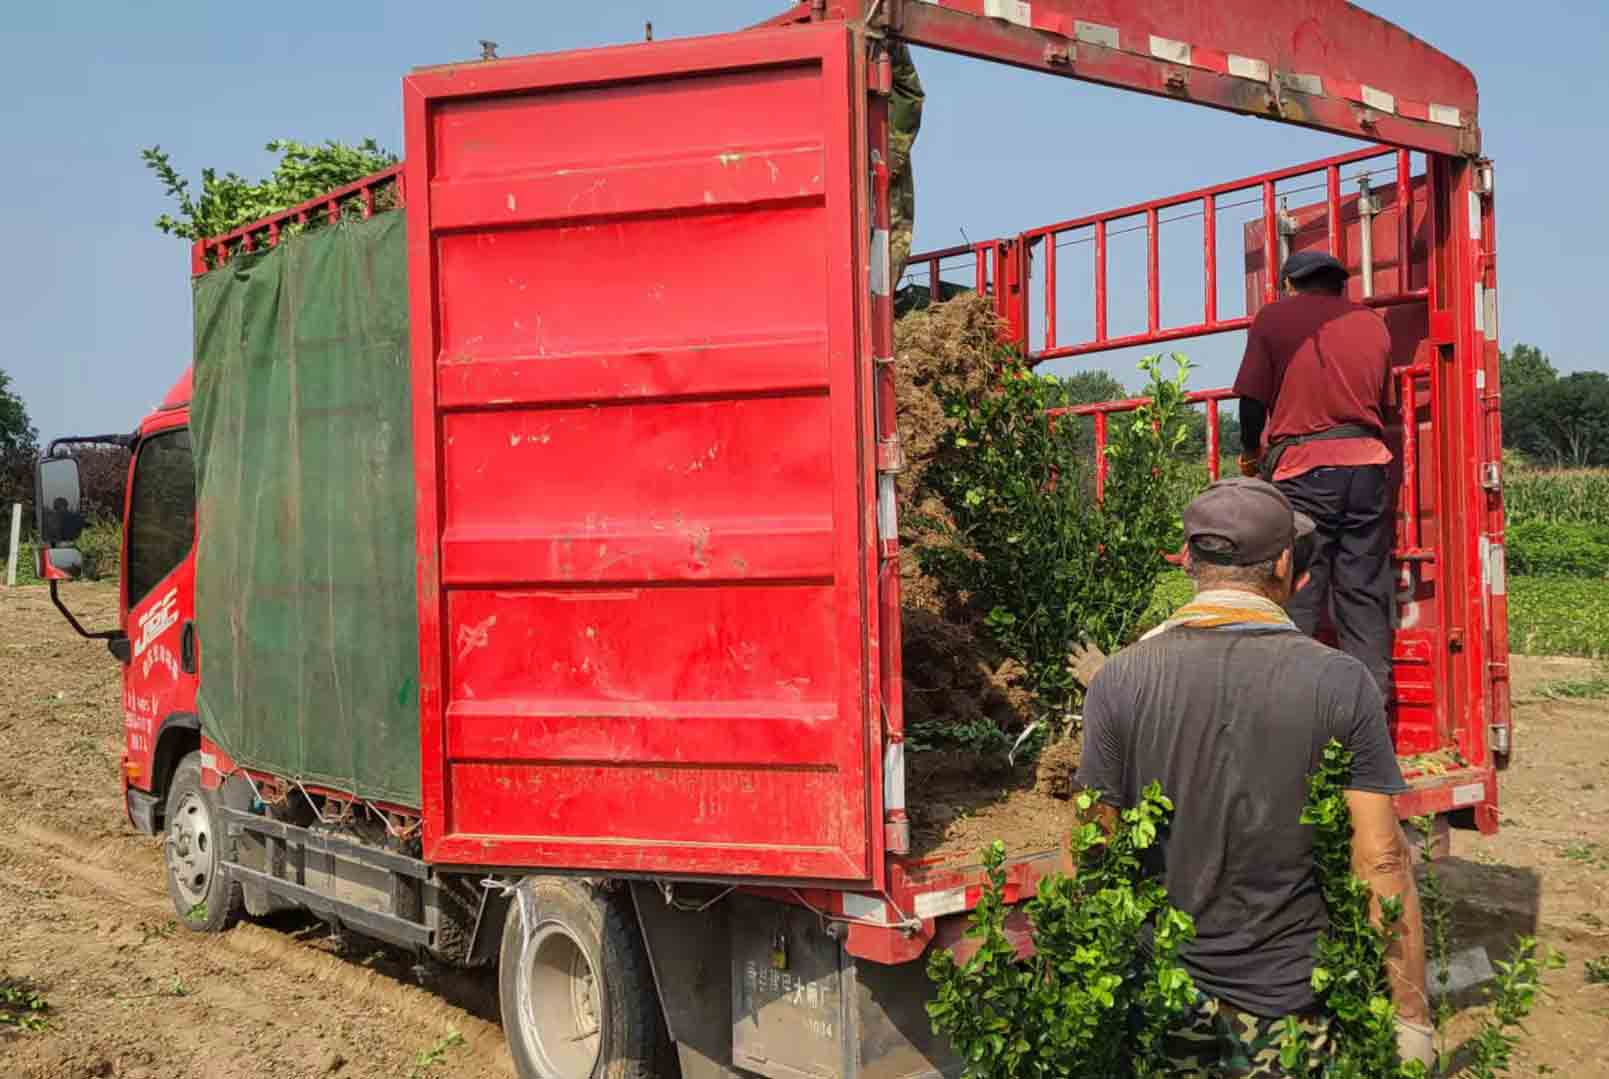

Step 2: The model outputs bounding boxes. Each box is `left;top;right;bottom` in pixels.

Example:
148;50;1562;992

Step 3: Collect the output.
1505;468;1609;527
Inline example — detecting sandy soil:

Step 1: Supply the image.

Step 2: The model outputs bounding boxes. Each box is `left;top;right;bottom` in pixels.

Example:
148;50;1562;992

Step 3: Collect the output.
1;583;1605;1076
0;584;508;1079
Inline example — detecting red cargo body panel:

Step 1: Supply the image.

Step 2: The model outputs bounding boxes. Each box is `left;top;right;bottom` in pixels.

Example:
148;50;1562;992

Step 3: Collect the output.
403;26;882;882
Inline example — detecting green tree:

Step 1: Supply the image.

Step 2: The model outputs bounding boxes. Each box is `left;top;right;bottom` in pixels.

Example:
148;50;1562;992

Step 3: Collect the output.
0;369;39;551
0;369;37;459
1051;369;1128;408
1499;343;1557;394
1506;372;1609;468
142;138;398;243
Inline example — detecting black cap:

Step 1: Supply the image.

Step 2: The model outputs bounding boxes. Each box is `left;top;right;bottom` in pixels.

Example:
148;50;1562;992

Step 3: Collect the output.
1282;250;1349;283
1184;477;1316;573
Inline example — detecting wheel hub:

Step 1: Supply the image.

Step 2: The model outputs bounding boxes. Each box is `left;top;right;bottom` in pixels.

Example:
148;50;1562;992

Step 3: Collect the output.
166;791;213;910
517;921;604;1078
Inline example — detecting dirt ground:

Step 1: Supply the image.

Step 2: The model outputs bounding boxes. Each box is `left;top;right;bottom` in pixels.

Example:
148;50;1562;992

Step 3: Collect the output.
2;583;1607;1077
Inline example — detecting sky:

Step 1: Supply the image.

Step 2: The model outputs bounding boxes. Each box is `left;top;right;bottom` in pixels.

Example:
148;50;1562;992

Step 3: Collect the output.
4;0;1607;442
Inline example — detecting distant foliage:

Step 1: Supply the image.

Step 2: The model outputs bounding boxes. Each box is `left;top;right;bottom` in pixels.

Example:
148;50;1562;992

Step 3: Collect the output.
1499;343;1557;394
141;138;399;242
1505;577;1609;659
1502;469;1609;579
1506;520;1609;578
0;369;39;552
1499;344;1609;468
77;446;131;520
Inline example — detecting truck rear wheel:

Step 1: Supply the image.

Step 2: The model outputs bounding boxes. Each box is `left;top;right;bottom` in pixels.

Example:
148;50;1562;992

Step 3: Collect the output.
163;751;243;932
498;879;669;1079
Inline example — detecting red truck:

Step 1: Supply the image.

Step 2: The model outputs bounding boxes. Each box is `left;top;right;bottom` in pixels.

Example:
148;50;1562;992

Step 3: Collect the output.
34;3;1506;1077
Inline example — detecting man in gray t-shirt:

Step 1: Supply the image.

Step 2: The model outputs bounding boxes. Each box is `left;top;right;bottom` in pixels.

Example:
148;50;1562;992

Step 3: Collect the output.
1075;478;1431;1076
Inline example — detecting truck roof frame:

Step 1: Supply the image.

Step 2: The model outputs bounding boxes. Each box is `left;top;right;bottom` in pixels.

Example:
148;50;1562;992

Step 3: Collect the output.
761;0;1480;158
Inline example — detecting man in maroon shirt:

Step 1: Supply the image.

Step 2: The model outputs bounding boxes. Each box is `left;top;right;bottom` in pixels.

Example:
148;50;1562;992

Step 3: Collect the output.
1234;251;1395;696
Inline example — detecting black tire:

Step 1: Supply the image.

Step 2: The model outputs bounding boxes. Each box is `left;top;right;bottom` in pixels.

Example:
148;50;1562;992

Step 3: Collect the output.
498;879;670;1079
163;751;243;932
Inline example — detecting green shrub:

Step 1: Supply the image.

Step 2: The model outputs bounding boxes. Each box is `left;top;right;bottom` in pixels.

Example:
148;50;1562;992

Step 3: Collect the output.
916;353;1194;711
8;541;40;585
926;785;1196;1079
1506;519;1609;577
77;518;123;583
143;139;398;243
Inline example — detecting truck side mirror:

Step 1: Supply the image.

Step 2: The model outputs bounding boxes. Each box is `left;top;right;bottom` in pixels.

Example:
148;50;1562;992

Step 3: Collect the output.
35;456;85;546
35;456;86;581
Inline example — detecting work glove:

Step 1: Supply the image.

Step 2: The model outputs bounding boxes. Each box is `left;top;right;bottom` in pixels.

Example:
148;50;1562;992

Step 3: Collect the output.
1237;452;1262;478
1395;1018;1435;1069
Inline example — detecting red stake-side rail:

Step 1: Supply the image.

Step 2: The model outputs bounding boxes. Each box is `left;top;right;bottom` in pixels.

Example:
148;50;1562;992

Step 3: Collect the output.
190;164;405;276
908;146;1428;363
1022;146;1422;361
1054;362;1435;563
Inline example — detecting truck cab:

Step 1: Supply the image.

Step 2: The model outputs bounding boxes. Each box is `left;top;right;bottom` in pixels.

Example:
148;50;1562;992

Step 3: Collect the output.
37;369;199;836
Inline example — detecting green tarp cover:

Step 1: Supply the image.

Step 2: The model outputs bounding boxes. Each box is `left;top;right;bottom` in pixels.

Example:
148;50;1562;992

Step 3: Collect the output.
191;212;421;807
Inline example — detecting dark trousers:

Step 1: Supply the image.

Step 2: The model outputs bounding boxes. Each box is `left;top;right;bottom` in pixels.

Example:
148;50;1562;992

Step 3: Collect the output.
1277;465;1395;697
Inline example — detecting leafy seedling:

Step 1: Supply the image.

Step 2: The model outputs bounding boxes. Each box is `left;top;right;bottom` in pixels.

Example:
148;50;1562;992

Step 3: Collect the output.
408;1030;466;1078
0;977;50;1033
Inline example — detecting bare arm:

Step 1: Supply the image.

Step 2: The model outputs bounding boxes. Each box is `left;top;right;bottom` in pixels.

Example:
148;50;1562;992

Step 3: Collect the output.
1345;790;1429;1025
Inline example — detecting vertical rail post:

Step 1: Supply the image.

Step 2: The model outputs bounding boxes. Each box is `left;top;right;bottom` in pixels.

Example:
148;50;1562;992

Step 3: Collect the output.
1326;165;1342;258
1094;412;1109;502
975;245;987;294
1359;176;1378;298
1262;182;1279;304
1397;150;1413;292
867;47;907;856
5;503;20;587
1203;194;1218;326
1094;219;1109;342
1044;232;1057;351
1400;369;1419;551
1146;207;1160;335
928;257;940;305
1206;399;1221;482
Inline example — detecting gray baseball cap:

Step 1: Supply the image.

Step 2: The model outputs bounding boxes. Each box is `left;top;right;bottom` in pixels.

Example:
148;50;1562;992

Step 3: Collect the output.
1184;477;1316;574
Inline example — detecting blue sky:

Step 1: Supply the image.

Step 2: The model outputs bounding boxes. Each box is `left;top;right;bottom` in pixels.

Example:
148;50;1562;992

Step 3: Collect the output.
5;1;1606;441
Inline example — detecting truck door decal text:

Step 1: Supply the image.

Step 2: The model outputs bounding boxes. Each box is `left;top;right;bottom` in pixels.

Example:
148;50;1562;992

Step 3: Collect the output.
134;587;180;659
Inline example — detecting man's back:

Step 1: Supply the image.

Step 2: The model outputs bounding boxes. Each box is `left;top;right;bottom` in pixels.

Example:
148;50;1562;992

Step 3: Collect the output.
1235;293;1392;483
1077;624;1401;1017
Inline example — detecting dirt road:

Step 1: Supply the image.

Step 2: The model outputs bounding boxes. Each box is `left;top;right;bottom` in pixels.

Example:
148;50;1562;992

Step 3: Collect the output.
2;583;1606;1077
0;585;508;1079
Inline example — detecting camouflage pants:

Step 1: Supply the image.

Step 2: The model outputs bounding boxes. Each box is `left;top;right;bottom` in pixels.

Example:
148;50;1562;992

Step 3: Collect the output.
887;41;922;285
1163;995;1330;1078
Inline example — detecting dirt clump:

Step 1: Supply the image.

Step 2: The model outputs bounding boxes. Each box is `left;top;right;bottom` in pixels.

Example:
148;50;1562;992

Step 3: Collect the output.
892;292;1004;502
893;295;1033;741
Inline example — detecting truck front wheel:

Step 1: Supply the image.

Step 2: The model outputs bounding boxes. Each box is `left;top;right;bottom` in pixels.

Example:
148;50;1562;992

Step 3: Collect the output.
499;879;669;1079
163;751;243;932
